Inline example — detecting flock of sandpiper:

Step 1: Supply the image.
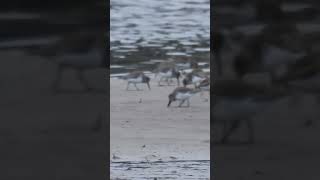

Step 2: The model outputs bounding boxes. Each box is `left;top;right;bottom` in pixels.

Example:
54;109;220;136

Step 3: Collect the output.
120;58;210;108
117;20;320;144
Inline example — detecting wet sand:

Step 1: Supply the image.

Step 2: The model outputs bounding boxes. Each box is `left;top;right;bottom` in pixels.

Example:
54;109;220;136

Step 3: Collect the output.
110;76;210;178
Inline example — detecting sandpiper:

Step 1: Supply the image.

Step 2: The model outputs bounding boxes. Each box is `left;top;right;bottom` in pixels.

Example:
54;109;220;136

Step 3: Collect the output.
197;77;210;98
155;66;181;86
182;70;208;88
167;87;200;107
122;71;151;91
197;77;210;90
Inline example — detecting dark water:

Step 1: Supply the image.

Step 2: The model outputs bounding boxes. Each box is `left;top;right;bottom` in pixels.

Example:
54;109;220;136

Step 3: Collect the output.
110;0;210;74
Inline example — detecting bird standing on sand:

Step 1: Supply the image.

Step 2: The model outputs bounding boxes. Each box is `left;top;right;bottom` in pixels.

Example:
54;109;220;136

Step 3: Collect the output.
197;77;210;98
182;71;208;88
197;77;210;91
122;71;151;91
167;87;200;107
155;66;181;86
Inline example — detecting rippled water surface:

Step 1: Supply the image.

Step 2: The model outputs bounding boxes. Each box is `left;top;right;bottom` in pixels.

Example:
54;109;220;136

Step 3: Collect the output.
110;0;210;74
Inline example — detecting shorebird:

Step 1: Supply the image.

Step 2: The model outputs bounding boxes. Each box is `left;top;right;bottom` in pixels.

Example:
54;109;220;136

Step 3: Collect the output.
197;77;210;91
154;66;181;86
182;70;208;88
212;78;287;144
197;77;210;98
167;87;200;107
122;71;151;91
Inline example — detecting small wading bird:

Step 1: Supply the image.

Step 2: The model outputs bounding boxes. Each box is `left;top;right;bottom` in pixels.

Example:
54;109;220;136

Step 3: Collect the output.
182;70;208;88
167;87;201;107
154;66;181;86
197;77;210;98
122;71;151;91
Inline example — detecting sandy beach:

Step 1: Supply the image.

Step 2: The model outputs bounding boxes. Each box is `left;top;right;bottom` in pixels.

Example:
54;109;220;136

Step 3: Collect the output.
110;77;210;162
110;76;210;179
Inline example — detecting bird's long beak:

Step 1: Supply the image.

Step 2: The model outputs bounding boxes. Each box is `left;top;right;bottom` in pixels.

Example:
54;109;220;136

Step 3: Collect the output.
167;100;172;107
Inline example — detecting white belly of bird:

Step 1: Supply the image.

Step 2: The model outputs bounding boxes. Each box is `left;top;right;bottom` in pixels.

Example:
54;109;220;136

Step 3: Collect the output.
159;71;173;78
128;77;143;83
175;92;192;100
192;76;205;84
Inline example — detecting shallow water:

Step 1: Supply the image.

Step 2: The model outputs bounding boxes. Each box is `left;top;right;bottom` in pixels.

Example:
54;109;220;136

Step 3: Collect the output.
110;0;210;74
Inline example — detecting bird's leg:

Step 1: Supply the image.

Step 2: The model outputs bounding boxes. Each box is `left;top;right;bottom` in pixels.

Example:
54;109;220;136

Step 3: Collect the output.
186;99;190;107
200;90;204;97
166;78;170;86
146;82;151;90
169;78;174;85
221;119;241;144
158;77;163;86
134;83;140;91
126;82;130;90
178;100;185;107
